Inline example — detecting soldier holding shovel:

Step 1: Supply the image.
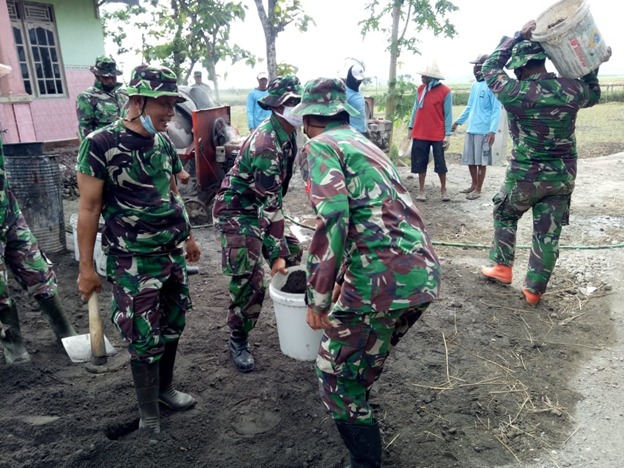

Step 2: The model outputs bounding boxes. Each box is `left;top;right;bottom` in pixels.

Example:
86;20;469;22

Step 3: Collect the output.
76;65;200;433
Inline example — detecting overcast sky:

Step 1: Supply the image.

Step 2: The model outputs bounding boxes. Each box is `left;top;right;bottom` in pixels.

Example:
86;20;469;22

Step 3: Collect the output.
105;0;622;88
224;0;624;86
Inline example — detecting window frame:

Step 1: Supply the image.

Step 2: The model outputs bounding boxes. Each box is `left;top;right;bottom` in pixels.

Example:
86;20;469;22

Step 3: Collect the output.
8;0;67;99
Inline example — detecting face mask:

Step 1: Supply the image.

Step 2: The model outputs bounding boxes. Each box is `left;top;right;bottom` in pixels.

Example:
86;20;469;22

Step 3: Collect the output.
140;114;157;135
277;106;303;128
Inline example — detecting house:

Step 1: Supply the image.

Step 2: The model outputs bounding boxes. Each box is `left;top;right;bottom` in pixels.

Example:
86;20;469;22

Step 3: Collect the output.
0;0;113;145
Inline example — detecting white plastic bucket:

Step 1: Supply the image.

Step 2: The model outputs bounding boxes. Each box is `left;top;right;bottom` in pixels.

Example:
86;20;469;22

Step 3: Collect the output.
70;213;107;276
533;0;608;79
269;265;323;361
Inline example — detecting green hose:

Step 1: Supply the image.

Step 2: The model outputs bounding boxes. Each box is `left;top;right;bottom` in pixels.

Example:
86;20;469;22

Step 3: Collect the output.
284;214;624;251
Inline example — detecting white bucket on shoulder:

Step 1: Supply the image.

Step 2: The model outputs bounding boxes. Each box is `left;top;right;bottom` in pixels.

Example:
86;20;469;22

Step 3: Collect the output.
70;213;107;276
269;265;323;361
533;0;608;79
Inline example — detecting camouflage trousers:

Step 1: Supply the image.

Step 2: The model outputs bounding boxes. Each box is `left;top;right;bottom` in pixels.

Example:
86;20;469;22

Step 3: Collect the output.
220;232;301;333
108;251;191;362
489;179;573;294
316;303;430;424
0;190;56;308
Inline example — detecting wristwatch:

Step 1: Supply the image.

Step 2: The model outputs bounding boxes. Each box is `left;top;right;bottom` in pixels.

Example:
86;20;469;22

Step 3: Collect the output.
513;31;524;43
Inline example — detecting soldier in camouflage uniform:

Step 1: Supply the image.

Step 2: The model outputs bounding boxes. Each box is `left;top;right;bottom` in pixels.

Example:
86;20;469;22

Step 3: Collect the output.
0;64;76;365
76;65;201;433
213;75;303;373
291;78;441;468
480;20;611;306
76;56;127;141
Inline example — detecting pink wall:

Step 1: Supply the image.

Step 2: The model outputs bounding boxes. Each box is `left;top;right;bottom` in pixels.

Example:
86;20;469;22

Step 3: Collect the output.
0;68;94;144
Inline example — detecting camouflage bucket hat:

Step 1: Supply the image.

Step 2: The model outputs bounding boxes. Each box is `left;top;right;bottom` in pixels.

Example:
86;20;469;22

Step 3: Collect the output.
122;65;186;103
291;77;359;117
257;75;302;110
90;55;122;77
506;41;548;70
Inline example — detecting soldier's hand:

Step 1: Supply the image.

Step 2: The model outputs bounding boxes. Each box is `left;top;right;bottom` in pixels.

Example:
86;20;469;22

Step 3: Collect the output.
332;283;342;303
77;270;102;303
177;169;191;185
270;257;287;277
306;308;331;330
185;237;201;262
604;46;613;63
520;20;536;40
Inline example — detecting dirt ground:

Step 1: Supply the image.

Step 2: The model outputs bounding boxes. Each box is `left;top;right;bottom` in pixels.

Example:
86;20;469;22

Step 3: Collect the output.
1;143;624;468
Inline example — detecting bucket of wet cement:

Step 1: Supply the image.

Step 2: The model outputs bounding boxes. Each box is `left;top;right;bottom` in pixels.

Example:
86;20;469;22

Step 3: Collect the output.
269;265;323;361
532;0;608;79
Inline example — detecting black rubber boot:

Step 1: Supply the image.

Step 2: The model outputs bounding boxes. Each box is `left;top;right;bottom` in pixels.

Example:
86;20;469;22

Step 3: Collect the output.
130;360;161;433
36;294;77;340
0;303;31;364
158;341;196;410
229;330;254;372
335;420;382;468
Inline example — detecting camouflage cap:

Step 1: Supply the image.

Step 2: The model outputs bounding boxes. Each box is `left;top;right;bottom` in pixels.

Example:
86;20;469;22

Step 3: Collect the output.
122;65;186;102
257;75;302;110
90;55;122;77
506;41;548;70
291;77;359;118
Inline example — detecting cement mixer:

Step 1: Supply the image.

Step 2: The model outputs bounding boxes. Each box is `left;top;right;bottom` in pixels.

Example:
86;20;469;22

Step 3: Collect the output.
167;86;390;225
167;86;245;225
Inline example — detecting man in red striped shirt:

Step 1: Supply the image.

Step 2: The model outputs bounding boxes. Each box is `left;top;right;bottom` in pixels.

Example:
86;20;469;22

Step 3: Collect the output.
408;60;453;202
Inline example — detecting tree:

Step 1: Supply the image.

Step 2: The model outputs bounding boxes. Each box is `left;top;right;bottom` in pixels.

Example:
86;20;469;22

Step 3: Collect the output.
360;0;458;124
102;0;254;100
252;0;314;79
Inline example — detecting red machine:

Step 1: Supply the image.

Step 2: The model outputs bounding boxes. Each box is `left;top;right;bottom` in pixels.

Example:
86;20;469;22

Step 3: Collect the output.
169;90;244;225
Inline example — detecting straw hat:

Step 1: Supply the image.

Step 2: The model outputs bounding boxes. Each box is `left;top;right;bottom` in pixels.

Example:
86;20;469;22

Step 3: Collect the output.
418;60;445;80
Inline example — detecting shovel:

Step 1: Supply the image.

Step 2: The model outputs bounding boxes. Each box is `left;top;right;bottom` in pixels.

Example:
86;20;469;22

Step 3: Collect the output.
62;293;117;364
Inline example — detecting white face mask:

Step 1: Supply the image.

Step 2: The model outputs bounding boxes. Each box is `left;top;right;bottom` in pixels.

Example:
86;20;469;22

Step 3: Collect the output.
276;106;303;128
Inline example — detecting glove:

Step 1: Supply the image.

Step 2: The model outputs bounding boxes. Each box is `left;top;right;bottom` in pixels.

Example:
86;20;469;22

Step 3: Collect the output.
442;135;450;151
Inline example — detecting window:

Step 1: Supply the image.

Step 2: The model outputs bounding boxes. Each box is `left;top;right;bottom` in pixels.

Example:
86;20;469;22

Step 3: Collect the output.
8;1;66;97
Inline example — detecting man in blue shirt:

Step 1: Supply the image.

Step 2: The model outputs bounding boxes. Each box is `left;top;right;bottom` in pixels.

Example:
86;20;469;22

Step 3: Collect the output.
344;61;367;133
452;54;502;200
246;72;272;132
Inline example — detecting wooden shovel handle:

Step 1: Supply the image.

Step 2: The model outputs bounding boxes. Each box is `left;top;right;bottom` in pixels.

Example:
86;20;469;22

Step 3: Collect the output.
88;293;107;365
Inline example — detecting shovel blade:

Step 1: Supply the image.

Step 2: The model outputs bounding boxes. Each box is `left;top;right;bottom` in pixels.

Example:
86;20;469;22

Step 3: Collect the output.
61;334;118;363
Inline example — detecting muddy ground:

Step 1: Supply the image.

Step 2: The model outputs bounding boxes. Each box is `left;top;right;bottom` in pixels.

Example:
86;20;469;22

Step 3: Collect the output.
1;143;624;468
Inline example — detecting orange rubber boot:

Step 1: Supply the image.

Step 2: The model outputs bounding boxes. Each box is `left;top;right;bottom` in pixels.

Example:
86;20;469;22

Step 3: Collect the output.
480;264;512;284
522;288;542;306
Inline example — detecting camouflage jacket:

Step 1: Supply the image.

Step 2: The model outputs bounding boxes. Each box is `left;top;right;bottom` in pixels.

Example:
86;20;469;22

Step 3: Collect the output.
302;122;441;314
483;36;601;183
76;120;191;256
76;81;127;141
212;113;297;262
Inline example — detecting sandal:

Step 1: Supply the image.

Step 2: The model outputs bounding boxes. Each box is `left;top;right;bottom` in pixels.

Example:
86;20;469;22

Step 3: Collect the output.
466;192;481;200
459;187;474;194
441;193;450;202
416;194;427;202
